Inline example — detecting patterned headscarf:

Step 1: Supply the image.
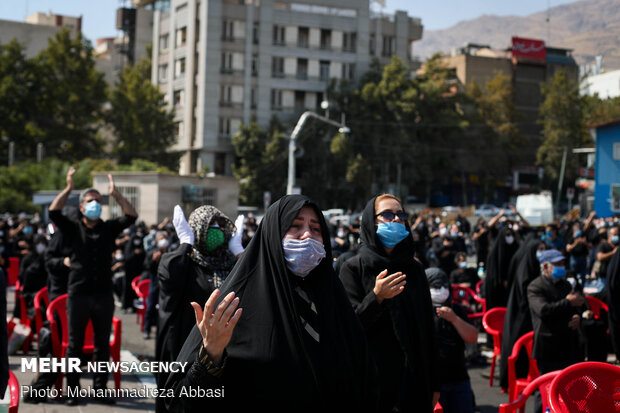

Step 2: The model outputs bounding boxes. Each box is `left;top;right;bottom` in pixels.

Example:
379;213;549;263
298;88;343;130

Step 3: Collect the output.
188;205;236;275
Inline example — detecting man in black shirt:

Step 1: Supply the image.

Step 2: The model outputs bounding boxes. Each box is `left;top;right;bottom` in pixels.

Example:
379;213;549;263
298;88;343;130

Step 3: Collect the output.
49;167;137;405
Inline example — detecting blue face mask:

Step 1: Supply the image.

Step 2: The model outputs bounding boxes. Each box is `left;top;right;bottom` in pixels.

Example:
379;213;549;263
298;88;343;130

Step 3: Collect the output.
23;226;32;235
612;235;619;245
376;222;409;248
84;200;102;220
574;230;582;238
459;261;467;269
546;231;553;238
536;250;543;260
451;232;459;238
551;266;566;279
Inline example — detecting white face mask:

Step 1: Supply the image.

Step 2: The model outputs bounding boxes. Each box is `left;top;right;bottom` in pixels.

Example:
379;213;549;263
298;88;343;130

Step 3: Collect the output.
35;243;46;255
505;235;515;245
430;286;450;305
157;238;170;249
115;253;124;261
282;238;326;278
439;227;448;236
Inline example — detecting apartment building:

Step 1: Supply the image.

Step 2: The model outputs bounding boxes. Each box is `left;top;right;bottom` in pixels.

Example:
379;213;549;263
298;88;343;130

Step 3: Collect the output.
150;0;423;175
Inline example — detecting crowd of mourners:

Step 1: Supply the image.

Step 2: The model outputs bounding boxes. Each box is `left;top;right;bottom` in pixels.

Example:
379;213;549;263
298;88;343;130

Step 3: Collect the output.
1;170;619;413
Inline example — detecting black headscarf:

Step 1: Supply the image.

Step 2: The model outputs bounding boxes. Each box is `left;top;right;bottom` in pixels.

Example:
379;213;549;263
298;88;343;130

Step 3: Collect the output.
166;195;377;411
483;226;520;309
499;238;543;390
356;196;438;412
607;246;620;361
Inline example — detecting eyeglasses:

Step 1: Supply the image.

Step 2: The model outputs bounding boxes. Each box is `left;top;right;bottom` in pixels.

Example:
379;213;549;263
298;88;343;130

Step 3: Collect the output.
375;211;409;222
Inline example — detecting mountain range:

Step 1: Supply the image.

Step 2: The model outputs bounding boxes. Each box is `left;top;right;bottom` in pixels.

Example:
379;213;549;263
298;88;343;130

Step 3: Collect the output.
414;0;620;71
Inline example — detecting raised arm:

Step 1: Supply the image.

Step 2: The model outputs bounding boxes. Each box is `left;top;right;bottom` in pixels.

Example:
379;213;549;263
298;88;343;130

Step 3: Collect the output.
49;167;75;211
108;174;137;217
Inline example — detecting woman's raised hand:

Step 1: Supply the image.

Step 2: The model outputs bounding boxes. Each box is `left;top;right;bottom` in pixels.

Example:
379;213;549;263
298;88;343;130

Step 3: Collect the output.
191;289;243;364
373;269;406;304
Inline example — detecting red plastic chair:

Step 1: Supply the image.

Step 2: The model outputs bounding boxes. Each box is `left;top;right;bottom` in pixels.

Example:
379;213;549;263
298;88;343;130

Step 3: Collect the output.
131;275;141;293
548;361;620;413
133;279;151;331
8;370;19;413
482;307;506;387
434;401;443;412
33;286;49;339
507;331;540;402
7;256;19;286
476;279;483;295
46;294;122;391
13;280;33;353
451;284;486;320
586;295;609;320
499;370;560;413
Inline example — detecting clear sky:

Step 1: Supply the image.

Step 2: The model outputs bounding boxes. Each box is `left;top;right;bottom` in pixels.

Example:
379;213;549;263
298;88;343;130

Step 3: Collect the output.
0;0;578;43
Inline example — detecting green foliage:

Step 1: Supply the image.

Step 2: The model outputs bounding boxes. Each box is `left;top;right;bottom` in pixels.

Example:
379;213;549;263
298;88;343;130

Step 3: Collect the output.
537;68;589;185
232;118;287;206
583;94;620;126
34;30;107;161
106;53;179;170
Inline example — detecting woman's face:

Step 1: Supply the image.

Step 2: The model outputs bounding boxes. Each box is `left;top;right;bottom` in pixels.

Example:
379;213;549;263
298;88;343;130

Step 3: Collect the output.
284;206;323;243
375;198;405;225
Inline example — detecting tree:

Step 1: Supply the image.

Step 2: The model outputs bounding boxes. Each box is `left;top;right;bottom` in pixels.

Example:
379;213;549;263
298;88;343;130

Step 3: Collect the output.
0;40;42;163
106;50;179;170
537;68;590;186
34;29;107;161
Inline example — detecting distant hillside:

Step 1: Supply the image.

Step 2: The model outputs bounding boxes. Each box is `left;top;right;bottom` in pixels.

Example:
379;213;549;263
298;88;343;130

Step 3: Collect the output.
415;0;620;70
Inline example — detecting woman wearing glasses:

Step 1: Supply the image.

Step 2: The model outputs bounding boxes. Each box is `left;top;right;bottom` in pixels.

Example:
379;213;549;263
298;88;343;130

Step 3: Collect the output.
339;194;440;412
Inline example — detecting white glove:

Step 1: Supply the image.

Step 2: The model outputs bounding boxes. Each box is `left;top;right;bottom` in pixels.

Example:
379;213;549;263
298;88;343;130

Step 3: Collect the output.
173;205;194;245
228;214;245;256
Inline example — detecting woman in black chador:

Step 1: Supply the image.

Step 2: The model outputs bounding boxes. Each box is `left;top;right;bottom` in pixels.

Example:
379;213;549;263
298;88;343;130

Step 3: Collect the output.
165;195;378;412
339;194;439;412
483;226;520;310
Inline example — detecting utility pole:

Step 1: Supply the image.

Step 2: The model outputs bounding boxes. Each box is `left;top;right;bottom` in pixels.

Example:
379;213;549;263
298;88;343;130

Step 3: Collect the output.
555;146;568;214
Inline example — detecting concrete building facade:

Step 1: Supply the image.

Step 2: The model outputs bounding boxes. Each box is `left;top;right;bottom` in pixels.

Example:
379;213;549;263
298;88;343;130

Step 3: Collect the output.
582;69;620;99
150;0;423;175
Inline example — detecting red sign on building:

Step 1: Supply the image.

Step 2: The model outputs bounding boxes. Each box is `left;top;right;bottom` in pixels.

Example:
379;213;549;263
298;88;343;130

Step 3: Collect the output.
511;37;546;61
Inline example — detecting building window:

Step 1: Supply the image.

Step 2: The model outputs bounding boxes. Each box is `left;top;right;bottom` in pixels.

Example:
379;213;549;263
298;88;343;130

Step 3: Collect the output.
159;34;169;51
222;20;234;40
173;89;185;107
251;54;258;76
272;57;284;78
215;153;226;175
298;27;309;48
158;64;168;82
174;58;186;78
369;34;376;55
341;62;355;80
110;186;139;218
319;60;330;81
297;58;308;80
320;29;331;50
271;89;282;109
174;121;184;137
221;52;233;73
614;143;620;160
382;36;395;57
219;117;231;137
251;87;257;108
273;25;285;45
343;32;356;52
220;85;232;106
253;22;259;44
176;27;187;48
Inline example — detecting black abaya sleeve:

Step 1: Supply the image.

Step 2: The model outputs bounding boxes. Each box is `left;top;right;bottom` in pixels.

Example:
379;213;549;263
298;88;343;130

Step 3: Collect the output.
339;257;386;328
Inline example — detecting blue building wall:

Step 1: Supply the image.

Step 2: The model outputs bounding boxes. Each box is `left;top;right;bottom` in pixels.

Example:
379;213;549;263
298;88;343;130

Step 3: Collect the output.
594;121;620;217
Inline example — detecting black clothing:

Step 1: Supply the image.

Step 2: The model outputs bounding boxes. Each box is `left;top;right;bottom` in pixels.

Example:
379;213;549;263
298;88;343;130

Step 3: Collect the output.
473;225;489;266
122;233;145;309
433;302;471;384
432;236;458;275
527;275;584;364
339;196;439;413
44;232;71;303
483;228;519;309
48;210;136;295
166;195;378;412
156;243;222;393
449;268;479;287
595;241;614;278
19;251;47;294
499;239;542;390
607;246;620;361
66;292;115;389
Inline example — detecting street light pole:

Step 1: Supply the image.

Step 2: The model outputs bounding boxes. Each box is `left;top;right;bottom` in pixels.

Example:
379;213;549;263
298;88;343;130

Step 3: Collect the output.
287;111;350;195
